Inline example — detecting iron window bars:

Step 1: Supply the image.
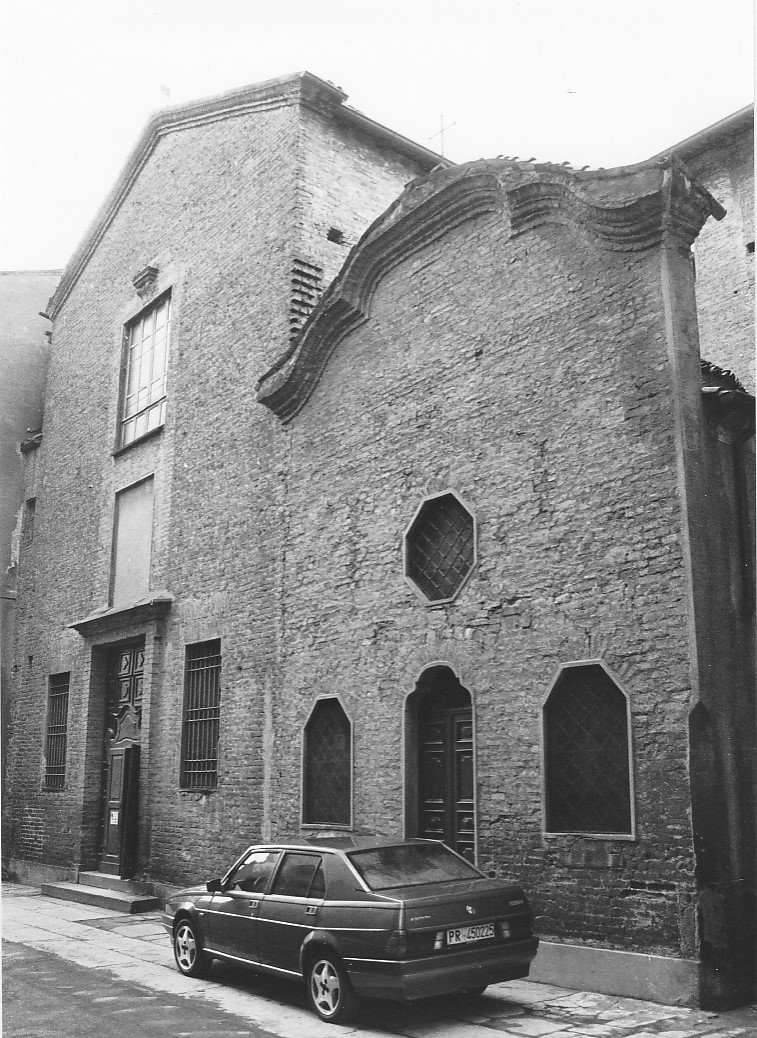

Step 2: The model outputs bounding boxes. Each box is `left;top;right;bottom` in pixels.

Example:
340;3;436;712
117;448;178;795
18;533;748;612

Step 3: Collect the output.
121;293;171;446
44;673;70;790
180;640;222;791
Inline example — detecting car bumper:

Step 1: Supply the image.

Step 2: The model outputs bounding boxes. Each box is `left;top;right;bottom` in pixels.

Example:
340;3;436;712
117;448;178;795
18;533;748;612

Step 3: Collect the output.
345;936;539;1002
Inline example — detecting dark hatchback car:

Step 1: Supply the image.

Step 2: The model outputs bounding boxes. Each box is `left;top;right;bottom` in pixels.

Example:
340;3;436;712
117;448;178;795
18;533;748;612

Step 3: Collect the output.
162;836;538;1024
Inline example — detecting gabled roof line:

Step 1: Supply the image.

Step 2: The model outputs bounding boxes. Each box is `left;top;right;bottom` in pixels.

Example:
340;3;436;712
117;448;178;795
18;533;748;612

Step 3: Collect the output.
650;104;753;164
46;71;446;320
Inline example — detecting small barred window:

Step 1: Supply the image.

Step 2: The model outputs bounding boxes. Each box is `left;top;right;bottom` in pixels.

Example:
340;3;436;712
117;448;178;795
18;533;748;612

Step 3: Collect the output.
303;699;351;826
180;640;221;791
543;664;633;836
44;673;70;790
405;492;475;603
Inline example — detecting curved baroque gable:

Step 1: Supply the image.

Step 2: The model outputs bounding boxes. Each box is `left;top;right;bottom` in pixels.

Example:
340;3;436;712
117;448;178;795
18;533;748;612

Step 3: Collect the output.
256;156;725;423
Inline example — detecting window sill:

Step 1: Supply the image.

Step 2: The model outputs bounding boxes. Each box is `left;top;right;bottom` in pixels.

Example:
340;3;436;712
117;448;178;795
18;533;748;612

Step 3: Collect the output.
300;823;353;831
543;830;636;842
112;424;164;457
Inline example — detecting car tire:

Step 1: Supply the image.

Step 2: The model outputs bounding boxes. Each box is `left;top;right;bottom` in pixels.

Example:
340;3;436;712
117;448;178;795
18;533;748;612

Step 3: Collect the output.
306;951;358;1024
173;917;211;978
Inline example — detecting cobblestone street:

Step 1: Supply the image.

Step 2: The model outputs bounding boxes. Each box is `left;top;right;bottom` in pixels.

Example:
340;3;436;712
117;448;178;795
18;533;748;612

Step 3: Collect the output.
3;884;756;1037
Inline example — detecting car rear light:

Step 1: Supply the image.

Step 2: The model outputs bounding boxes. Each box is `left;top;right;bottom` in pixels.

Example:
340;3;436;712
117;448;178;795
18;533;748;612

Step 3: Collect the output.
434;931;444;950
498;921;512;938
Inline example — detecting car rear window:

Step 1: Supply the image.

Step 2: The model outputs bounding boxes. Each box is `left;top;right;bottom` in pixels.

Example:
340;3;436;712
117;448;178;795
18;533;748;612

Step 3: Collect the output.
349;843;482;890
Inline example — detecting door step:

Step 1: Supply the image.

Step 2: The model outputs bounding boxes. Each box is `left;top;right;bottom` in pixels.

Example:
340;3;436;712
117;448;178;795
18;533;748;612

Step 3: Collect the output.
41;874;159;914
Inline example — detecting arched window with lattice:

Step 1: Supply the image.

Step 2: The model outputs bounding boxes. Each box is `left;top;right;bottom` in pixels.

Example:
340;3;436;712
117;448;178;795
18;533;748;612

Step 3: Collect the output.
542;662;634;837
302;698;352;827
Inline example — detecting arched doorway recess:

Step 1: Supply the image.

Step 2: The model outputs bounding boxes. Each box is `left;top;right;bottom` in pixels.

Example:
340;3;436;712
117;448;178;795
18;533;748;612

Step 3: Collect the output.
406;666;476;861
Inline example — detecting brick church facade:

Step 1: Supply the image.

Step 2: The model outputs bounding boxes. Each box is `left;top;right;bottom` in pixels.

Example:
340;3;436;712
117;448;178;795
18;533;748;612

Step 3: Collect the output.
4;75;754;1009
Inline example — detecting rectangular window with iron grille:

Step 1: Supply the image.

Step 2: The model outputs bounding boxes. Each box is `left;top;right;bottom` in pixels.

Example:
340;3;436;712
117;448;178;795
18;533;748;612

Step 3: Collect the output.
180;640;221;791
44;673;70;791
120;292;171;447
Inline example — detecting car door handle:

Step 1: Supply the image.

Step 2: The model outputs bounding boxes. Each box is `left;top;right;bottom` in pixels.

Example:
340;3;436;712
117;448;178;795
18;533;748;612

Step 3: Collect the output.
305;906;317;916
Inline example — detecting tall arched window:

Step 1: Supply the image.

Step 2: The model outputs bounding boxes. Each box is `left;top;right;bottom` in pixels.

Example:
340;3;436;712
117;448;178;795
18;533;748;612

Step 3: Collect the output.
302;698;352;826
543;663;633;837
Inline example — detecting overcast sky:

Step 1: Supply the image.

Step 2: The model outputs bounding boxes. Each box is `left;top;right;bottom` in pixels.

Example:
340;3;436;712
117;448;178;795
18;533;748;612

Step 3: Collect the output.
1;0;752;270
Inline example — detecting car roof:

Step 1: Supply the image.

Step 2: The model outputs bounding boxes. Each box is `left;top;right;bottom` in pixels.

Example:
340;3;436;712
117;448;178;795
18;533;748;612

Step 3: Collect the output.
244;835;433;854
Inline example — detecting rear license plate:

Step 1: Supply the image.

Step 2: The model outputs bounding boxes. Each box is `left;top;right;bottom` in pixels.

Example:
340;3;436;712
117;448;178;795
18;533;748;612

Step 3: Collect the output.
447;923;495;945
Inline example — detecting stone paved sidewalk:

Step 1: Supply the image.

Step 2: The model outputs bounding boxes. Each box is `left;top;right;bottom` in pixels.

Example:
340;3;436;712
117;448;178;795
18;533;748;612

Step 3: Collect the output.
2;884;756;1038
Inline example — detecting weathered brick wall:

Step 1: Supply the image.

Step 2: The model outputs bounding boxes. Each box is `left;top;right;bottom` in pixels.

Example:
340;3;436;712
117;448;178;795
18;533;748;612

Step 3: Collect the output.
6;101;302;879
687;130;755;392
5;85;436;885
297;107;431;287
268;202;699;958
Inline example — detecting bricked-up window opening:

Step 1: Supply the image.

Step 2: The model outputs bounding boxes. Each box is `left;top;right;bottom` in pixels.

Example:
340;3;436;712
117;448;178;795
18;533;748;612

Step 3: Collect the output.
44;673;70;790
543;664;633;836
180;640;222;791
121;292;170;447
110;477;154;608
405;492;475;603
303;699;351;826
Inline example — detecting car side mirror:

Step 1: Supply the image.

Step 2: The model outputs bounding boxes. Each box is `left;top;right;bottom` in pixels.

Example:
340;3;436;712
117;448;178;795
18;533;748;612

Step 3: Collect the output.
206;878;224;892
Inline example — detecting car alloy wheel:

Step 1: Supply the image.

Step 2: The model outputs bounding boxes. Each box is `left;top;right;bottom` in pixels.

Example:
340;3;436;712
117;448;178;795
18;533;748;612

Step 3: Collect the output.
174;918;210;977
307;953;357;1023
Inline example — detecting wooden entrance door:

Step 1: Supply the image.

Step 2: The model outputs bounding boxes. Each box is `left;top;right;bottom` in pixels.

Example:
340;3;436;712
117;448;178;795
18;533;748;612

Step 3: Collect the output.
418;695;475;860
100;744;140;875
99;644;143;877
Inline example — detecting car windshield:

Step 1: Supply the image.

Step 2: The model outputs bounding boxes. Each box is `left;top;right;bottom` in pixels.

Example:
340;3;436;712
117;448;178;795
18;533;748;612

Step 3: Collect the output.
349;843;482;890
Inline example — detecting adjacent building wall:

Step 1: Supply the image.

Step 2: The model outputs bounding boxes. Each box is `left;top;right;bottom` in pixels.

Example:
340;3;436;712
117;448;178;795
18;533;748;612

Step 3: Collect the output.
661;110;754;393
4;75;438;886
0;269;59;813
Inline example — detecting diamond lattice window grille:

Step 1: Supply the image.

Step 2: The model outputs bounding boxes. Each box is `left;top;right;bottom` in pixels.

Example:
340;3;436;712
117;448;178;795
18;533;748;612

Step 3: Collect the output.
543;664;632;835
405;492;475;603
303;699;351;826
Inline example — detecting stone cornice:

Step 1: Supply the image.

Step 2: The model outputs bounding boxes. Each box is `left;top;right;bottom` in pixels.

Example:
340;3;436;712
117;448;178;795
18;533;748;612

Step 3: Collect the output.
68;592;173;637
256;156;725;422
46;72;445;321
508;159;724;251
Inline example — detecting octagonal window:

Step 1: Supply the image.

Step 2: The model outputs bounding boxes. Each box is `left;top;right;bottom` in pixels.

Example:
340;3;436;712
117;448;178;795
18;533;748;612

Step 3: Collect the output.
404;491;476;603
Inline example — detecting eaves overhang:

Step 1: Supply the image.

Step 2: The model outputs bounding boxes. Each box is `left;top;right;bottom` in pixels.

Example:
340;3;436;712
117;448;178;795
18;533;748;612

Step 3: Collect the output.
701;359;755;443
649;104;754;165
256;154;725;423
45;72;446;322
68;592;173;637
